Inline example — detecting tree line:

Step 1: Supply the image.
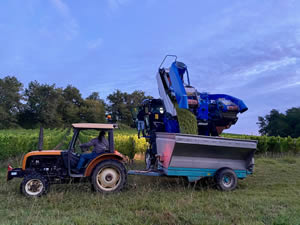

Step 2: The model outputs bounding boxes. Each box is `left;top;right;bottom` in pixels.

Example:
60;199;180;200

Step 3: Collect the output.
0;76;152;129
258;108;300;138
3;76;299;138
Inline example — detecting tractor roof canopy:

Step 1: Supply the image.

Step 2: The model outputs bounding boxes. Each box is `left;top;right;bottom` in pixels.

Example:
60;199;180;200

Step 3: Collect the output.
72;123;117;129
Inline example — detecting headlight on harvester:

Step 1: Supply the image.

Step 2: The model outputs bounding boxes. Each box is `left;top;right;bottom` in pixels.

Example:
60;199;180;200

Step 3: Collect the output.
159;107;164;114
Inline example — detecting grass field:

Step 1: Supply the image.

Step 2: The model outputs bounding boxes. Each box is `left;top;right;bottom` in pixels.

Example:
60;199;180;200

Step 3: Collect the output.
1;155;300;225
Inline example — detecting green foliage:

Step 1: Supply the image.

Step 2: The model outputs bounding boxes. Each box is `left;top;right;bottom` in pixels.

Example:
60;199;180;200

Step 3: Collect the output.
258;107;300;138
24;81;62;127
267;136;281;153
56;85;83;125
0;78;108;129
176;106;198;135
80;99;106;123
106;89;152;126
223;133;300;154
0;128;70;159
116;123;132;130
0;76;23;129
295;137;300;154
257;136;268;153
115;136;136;160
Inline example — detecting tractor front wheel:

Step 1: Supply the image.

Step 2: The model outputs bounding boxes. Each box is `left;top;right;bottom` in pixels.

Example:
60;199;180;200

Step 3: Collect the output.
20;173;49;197
91;160;127;193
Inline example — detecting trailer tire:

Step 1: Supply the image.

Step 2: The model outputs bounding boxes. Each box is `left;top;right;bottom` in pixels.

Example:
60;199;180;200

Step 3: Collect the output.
91;159;127;193
20;173;49;197
215;168;237;191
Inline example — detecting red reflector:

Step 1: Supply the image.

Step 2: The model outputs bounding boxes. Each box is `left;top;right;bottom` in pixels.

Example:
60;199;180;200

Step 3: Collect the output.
8;165;13;171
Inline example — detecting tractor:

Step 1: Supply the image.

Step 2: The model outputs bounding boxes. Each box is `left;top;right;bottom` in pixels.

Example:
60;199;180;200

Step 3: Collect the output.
7;123;127;197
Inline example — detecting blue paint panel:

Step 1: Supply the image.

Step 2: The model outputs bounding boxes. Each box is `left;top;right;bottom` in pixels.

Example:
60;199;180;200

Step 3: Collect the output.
187;176;203;182
207;94;248;113
163;116;180;133
167;167;247;179
128;170;164;177
168;62;188;109
197;93;209;121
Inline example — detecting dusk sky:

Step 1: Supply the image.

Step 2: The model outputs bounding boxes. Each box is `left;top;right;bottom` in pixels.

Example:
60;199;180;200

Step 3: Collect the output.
1;0;300;135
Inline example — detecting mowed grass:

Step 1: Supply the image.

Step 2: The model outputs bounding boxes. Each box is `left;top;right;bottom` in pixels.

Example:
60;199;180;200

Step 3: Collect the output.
1;156;300;225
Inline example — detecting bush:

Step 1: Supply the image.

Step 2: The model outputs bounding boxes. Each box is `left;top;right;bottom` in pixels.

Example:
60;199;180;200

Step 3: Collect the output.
286;136;296;153
267;136;281;153
256;136;268;154
114;135;136;160
295;137;300;154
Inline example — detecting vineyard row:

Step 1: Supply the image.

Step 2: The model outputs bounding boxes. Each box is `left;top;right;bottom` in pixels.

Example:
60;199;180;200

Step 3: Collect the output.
0;129;299;160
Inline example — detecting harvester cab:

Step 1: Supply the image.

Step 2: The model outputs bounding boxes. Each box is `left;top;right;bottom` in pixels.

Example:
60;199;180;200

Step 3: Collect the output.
137;99;166;136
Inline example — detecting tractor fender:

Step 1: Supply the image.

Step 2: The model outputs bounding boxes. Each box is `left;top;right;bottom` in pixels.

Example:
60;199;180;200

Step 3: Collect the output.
84;152;125;177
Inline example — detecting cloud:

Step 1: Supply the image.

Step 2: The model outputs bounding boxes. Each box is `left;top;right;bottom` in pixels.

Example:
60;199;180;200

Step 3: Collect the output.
87;38;104;50
50;0;79;40
86;63;157;98
266;77;300;93
51;0;70;17
106;0;131;12
232;57;298;79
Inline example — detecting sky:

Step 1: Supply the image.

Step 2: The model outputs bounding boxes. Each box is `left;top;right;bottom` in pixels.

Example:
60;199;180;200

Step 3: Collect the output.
0;0;300;135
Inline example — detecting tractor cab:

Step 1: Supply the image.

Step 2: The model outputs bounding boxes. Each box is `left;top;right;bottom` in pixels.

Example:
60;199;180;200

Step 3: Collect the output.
65;123;124;177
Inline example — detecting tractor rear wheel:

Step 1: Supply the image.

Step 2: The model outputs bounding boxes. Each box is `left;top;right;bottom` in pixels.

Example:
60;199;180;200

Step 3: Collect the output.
20;173;49;197
91;159;127;193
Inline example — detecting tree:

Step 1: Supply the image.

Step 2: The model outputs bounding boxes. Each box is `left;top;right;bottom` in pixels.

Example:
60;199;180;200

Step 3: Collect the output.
258;108;300;138
80;99;106;123
62;85;83;107
107;89;152;125
87;91;106;106
22;81;61;149
23;81;61;127
57;85;83;125
285;107;300;138
0;76;23;128
107;90;127;123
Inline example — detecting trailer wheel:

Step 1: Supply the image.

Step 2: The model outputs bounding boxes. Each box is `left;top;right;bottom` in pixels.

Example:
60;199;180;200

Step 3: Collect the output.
91;159;127;193
20;173;49;197
215;168;237;191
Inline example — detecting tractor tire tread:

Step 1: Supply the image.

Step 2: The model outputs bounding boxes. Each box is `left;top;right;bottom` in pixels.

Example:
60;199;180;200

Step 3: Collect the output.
20;172;49;197
91;159;127;193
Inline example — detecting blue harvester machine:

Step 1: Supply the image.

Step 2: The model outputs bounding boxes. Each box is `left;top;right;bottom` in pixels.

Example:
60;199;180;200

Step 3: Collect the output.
128;55;257;191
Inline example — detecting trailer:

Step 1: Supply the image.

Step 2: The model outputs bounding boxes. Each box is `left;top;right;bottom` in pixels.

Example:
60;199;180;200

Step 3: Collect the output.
128;133;257;191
